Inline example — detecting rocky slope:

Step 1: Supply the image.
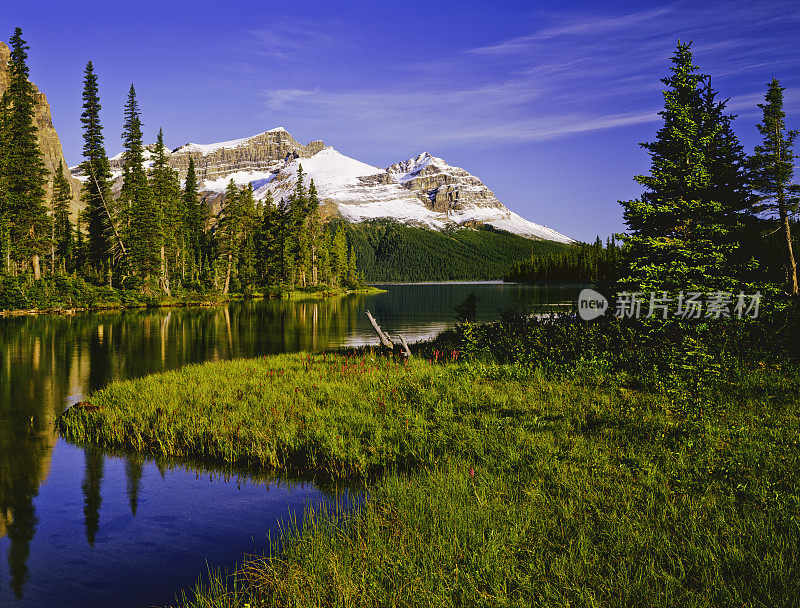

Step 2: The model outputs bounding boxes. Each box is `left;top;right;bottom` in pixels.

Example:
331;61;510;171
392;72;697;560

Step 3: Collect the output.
77;128;573;243
0;40;81;214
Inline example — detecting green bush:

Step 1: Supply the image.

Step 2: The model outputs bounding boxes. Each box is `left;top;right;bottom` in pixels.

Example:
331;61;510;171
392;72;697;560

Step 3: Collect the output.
0;276;30;310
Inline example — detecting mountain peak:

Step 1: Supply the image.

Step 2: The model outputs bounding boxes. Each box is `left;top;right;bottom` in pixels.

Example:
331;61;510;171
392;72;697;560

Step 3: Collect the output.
173;127;298;156
82;128;572;244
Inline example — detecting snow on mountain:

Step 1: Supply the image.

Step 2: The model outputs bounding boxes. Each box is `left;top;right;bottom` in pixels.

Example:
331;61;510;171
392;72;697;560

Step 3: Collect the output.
388;152;438;183
173;127;288;156
75;129;573;244
246;147;573;243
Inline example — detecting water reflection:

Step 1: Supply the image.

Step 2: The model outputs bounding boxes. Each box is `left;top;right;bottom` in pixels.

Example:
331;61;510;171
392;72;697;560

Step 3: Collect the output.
125;456;144;517
0;284;580;605
81;447;104;547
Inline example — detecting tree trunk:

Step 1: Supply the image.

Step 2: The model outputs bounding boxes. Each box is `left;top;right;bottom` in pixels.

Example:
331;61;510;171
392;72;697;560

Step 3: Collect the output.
780;206;799;295
32;255;41;280
223;251;233;294
51;221;56;275
776;132;799;295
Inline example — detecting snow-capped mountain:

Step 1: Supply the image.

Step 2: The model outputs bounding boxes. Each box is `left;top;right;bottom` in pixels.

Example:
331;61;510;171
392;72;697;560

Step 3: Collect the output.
73;129;573;244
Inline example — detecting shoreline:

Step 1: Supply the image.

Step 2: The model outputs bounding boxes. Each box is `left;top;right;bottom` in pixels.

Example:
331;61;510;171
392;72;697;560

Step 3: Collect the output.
0;286;387;317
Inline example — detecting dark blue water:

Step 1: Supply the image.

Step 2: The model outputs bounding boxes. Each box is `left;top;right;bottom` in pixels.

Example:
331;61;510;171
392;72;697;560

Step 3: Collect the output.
0;283;579;607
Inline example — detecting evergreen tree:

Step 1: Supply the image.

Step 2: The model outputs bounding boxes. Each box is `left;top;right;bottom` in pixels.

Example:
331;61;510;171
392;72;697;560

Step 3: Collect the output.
122;87;159;282
217;179;245;294
0;91;10;273
5;28;50;279
288;165;309;286
277;196;291;285
749;78;800;295
618;42;740;294
256;189;277;285
79;61;115;282
506;238;622;284
183;156;205;281
317;223;332;284
699;79;760;285
308;179;322;284
119;86;147;237
237;183;258;290
51;160;73;274
149;128;181;292
332;226;348;286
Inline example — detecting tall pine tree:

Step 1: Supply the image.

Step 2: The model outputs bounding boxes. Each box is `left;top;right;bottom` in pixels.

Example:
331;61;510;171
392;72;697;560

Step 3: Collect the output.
749;78;799;295
236;183;258;290
618;42;741;294
0;91;10;273
6;28;50;279
51;160;73;274
257;190;283;287
119;85;150;243
288;165;309;286
217;179;245;294
79;61;115;283
122;88;159;282
183;156;206;281
148;128;181;293
308;178;322;285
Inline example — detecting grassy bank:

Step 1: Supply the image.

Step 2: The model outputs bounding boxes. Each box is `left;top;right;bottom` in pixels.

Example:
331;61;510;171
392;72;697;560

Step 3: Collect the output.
58;329;800;606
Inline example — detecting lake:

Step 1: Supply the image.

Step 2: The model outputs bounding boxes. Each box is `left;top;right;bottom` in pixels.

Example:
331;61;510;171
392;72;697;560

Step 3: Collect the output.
0;282;580;607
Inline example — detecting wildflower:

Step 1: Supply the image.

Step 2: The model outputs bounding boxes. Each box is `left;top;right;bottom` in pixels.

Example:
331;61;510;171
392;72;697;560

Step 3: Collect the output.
469;466;475;478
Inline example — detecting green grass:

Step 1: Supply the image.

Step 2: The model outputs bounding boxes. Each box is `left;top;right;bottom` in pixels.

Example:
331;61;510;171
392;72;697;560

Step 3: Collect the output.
57;348;800;607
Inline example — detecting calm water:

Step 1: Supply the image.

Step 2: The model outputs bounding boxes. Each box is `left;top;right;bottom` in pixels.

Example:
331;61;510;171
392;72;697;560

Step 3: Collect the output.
0;282;580;608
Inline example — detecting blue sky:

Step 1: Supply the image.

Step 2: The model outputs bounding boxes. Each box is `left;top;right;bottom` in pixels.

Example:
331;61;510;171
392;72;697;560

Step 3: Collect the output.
4;0;800;241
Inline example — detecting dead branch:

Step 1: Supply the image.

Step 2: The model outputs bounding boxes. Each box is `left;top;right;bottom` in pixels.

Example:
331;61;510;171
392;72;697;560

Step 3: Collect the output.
365;310;412;358
366;310;394;350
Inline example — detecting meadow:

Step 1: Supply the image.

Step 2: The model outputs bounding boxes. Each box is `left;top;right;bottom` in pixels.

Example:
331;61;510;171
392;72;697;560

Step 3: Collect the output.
57;310;800;607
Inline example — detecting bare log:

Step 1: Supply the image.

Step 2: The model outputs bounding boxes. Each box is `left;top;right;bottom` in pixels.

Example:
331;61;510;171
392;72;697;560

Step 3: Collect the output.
366;310;394;350
398;334;412;359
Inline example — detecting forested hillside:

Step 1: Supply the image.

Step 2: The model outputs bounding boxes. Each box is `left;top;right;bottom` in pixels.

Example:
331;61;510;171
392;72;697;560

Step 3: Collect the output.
341;220;568;281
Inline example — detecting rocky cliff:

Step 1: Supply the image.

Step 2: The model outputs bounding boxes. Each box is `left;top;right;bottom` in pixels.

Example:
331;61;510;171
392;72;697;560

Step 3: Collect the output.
387;152;505;214
0;40;81;214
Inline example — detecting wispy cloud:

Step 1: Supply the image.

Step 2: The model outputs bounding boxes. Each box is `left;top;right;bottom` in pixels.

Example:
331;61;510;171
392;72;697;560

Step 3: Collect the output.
468;7;672;54
264;88;319;111
258;1;800;149
242;18;338;60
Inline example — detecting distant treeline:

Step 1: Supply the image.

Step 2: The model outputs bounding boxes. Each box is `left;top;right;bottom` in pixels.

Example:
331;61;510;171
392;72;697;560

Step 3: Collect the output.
505;237;621;285
340;220;569;282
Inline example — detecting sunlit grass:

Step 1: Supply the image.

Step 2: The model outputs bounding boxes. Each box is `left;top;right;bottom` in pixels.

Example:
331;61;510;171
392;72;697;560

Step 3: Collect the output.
57;350;800;607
